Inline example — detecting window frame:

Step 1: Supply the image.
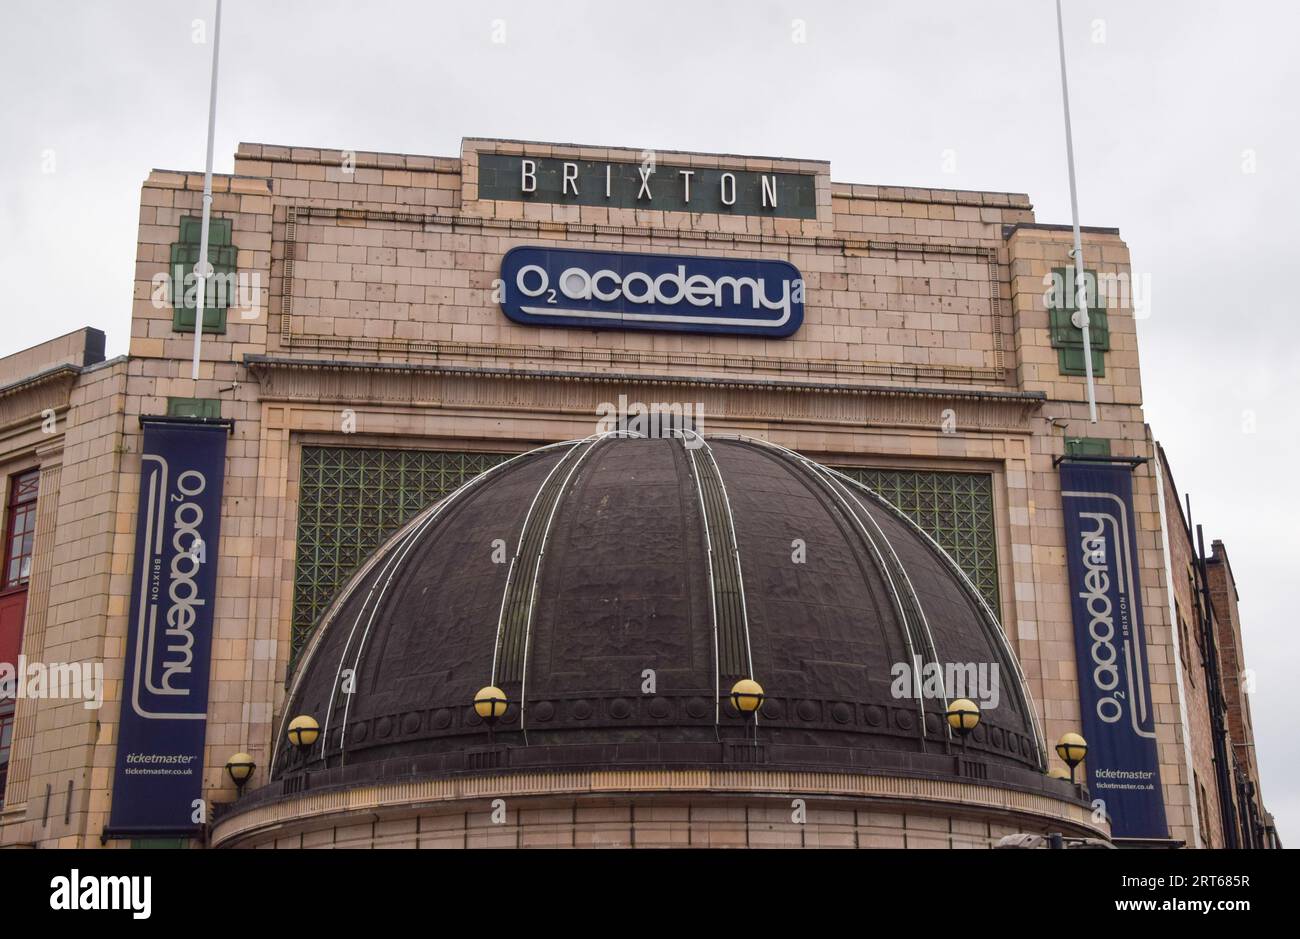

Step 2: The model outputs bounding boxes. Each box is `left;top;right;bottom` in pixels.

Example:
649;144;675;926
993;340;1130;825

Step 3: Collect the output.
2;469;40;593
0;698;14;807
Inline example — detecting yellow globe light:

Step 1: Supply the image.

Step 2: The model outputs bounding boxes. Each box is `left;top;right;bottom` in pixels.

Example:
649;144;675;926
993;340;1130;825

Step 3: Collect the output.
945;698;981;736
1047;766;1072;780
287;714;320;751
1055;732;1088;768
225;752;255;789
729;678;765;714
473;685;508;720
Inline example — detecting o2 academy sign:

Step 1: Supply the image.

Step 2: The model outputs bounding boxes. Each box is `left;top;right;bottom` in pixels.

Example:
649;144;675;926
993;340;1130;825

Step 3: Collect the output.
501;246;804;337
478;153;817;219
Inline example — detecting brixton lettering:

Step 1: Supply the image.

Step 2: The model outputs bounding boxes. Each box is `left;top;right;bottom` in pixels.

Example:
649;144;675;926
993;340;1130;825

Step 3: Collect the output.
477;153;818;219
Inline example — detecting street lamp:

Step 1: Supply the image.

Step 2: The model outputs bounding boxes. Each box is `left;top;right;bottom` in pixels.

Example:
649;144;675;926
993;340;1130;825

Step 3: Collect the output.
287;714;320;757
225;752;255;794
473;685;507;746
728;678;765;743
473;685;508;720
1056;731;1088;784
729;678;765;713
945;698;981;738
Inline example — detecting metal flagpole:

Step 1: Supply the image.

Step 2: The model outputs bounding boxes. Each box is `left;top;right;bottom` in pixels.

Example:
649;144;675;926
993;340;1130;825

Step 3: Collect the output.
190;0;225;382
1054;0;1098;423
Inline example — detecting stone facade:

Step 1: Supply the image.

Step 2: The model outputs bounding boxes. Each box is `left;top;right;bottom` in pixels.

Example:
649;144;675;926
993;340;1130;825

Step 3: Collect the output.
0;137;1274;848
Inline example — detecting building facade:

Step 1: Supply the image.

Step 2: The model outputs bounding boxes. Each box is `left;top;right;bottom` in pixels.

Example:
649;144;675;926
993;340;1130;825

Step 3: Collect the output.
0;137;1276;848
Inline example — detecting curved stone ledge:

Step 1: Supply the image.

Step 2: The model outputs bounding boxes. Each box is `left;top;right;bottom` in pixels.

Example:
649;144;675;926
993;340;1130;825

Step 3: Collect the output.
211;767;1106;848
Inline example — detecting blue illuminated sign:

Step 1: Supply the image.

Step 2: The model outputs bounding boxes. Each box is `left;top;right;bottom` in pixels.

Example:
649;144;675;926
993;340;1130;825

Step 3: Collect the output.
500;246;804;337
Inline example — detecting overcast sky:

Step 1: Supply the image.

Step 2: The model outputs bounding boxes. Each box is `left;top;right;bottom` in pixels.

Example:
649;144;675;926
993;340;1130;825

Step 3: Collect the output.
3;0;1297;840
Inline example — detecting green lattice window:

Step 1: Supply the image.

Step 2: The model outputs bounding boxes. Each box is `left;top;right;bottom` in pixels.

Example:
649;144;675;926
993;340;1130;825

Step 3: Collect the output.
291;447;511;659
171;215;236;334
834;467;1000;614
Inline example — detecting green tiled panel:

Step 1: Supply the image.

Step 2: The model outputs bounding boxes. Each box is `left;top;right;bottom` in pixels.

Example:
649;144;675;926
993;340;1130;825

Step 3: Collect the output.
1047;266;1109;377
834;467;1001;615
291;447;512;660
166;397;222;419
179;215;233;245
1056;344;1107;377
171;216;236;334
1064;437;1112;458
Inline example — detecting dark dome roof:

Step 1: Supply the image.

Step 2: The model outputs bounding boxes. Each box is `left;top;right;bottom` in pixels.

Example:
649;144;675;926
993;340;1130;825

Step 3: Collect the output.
274;435;1046;786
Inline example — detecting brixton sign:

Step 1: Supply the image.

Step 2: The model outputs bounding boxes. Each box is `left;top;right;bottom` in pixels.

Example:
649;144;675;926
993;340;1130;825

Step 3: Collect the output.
500;246;805;337
477;153;818;219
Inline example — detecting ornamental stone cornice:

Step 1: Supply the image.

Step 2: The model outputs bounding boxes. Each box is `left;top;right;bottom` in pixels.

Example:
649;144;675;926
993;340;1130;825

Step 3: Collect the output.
0;364;78;436
243;355;1045;435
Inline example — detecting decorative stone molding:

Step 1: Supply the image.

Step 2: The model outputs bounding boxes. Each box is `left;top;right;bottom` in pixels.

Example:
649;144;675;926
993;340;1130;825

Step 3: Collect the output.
0;365;77;435
276;205;1010;384
210;767;1106;847
245;356;1044;435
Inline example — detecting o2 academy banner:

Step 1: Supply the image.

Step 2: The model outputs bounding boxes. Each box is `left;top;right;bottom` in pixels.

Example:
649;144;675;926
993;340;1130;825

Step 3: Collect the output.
108;419;228;835
1060;461;1168;839
501;246;804;337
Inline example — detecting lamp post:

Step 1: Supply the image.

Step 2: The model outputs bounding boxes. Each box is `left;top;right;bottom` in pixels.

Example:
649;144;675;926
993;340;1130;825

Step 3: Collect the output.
945;698;981;755
225;752;255;796
473;685;508;747
1056;731;1088;785
728;678;765;743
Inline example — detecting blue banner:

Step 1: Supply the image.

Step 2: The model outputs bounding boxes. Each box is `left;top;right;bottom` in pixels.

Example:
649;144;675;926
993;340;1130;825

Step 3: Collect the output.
500;246;804;337
108;420;228;835
1060;461;1168;839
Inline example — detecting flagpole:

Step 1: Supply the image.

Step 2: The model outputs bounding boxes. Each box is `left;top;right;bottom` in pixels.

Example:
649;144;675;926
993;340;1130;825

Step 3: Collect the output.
1055;0;1098;423
190;0;224;382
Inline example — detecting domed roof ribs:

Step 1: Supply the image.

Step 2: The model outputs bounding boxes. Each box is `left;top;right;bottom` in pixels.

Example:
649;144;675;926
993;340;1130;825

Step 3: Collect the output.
515;432;626;739
828;468;1049;771
327;513;440;767
319;520;427;766
682;439;720;728
819;470;955;748
490;438;589;689
278;498;447;772
680;431;755;728
490;431;643;740
272;439;579;774
783;455;942;751
333;444;571;767
710;433;1048;771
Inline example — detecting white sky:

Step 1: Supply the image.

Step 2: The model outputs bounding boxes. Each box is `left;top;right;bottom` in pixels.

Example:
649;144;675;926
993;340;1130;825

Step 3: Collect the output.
2;0;1297;841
